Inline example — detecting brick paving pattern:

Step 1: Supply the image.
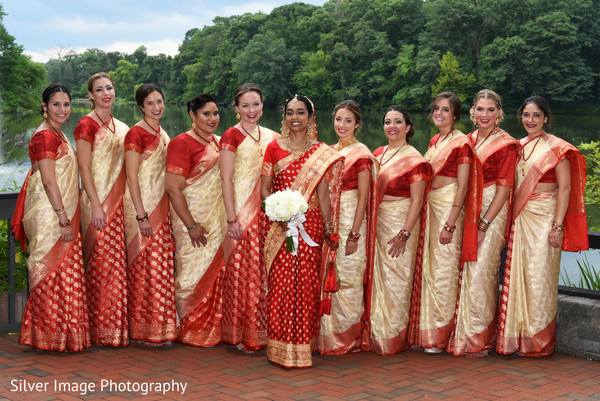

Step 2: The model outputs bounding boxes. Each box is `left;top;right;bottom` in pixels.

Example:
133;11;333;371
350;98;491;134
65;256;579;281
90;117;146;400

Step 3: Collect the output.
0;333;599;400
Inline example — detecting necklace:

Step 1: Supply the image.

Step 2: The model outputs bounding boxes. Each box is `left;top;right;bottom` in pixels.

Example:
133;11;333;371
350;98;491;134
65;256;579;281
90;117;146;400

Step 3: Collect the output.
425;130;454;163
143;116;161;135
334;137;357;151
94;110;115;134
434;129;454;149
50;126;67;142
239;124;260;143
520;133;545;176
474;127;498;151
191;128;218;151
379;143;406;166
286;135;311;154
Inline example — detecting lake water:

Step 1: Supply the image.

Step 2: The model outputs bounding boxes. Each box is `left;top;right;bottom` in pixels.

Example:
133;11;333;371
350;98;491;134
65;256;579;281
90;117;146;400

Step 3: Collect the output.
1;102;598;285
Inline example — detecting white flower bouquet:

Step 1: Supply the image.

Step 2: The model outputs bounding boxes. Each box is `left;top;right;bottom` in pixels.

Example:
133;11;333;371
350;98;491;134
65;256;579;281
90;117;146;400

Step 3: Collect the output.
263;188;318;254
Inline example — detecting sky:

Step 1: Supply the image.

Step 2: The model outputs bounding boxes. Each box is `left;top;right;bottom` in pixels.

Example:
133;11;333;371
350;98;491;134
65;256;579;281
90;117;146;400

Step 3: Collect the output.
1;0;327;63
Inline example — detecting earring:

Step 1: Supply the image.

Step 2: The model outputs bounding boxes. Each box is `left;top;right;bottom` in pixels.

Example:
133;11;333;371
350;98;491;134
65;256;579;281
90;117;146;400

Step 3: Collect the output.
43;111;48;119
192;122;196;129
495;118;500;125
236;112;240;121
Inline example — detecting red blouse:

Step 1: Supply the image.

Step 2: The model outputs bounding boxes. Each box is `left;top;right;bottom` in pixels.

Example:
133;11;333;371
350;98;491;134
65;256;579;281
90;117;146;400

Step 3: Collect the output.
481;144;517;186
28;130;64;162
73;116;100;143
341;158;372;191
219;127;246;153
262;141;332;181
374;146;429;197
124;126;158;153
428;139;472;178
166;133;209;178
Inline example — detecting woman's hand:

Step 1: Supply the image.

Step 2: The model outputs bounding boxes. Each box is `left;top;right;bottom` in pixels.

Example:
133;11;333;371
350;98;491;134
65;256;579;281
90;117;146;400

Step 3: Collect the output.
548;230;564;249
91;204;107;231
387;234;406;258
228;220;243;240
188;224;208;247
324;232;339;250
139;219;153;238
345;238;358;256
439;229;454;244
59;225;74;242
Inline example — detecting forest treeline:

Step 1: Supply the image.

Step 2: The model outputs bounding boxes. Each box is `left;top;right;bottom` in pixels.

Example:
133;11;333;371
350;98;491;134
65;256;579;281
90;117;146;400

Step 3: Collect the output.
2;0;600;113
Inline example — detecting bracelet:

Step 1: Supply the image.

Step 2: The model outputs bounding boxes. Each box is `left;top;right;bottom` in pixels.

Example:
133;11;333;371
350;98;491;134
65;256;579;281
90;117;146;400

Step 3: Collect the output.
478;217;491;232
187;222;197;231
347;231;361;242
58;219;71;228
227;217;238;224
480;217;492;226
54;206;65;214
552;223;564;232
452;204;462;209
443;222;456;233
136;213;149;222
397;229;411;242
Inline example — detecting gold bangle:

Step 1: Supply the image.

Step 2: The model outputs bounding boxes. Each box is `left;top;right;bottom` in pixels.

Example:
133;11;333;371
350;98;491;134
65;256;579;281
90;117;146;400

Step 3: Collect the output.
54;206;65;214
347;231;361;241
227;217;238;224
452;204;462;209
552;223;564;232
58;219;71;228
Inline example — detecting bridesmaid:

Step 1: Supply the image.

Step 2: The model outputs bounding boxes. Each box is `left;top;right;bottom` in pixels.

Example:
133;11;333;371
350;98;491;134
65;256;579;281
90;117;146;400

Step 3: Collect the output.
409;92;481;353
370;106;429;355
124;83;177;345
13;84;91;351
219;83;279;351
75;72;129;347
317;100;377;355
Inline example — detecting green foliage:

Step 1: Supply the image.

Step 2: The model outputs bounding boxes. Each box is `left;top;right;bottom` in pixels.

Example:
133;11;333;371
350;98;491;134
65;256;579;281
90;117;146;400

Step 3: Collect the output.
578;141;600;206
0;5;46;113
1;0;596;112
431;52;477;102
0;220;28;295
561;253;600;291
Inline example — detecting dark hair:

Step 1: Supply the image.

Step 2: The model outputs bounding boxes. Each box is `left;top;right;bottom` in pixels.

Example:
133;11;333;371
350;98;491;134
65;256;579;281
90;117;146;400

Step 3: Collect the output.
332;100;362;125
284;94;314;116
383;105;415;143
518;95;552;128
429;91;461;122
87;72;114;110
233;83;264;106
135;83;164;108
187;94;218;114
40;84;71;116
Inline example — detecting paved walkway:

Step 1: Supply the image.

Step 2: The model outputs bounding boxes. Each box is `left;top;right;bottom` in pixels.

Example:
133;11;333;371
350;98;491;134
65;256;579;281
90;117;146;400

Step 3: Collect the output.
0;333;599;400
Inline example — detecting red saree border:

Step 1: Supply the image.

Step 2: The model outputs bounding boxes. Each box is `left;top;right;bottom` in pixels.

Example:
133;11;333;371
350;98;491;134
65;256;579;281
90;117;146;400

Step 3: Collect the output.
127;193;170;266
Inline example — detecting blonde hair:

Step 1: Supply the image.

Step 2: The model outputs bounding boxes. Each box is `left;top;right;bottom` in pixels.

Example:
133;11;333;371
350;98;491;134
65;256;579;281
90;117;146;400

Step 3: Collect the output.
469;89;504;126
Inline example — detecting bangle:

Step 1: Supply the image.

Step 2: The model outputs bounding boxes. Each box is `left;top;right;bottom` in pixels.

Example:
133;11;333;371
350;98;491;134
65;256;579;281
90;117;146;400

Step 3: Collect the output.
552;223;564;232
443;222;456;233
398;229;411;242
227;217;238;224
136;213;149;222
452;204;462;209
58;219;71;228
478;217;491;232
54;206;65;214
187;222;197;231
347;231;361;242
480;217;492;226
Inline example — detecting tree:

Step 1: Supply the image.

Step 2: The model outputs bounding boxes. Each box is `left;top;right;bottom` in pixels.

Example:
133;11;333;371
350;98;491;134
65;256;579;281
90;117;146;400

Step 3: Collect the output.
0;5;46;113
109;60;139;101
292;50;335;107
231;31;295;106
431;51;476;102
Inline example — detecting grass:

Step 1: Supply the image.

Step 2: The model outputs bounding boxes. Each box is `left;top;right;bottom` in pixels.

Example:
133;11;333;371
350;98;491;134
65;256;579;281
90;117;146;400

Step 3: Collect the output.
561;252;600;291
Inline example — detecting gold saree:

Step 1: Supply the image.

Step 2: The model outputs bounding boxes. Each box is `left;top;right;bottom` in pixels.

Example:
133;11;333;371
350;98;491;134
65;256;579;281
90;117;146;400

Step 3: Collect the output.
221;126;278;350
171;135;228;347
317;142;377;355
124;128;177;342
79;118;129;347
18;133;90;351
497;134;588;356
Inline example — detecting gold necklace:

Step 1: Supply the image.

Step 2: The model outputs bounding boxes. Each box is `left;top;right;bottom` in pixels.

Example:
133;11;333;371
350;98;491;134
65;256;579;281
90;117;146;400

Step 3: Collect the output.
191;128;218;151
520;133;545;176
334;137;357;151
380;143;406;166
286;135;311;154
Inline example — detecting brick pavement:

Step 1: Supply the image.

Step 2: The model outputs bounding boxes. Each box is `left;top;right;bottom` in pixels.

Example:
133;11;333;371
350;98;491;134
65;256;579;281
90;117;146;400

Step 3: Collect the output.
0;333;599;400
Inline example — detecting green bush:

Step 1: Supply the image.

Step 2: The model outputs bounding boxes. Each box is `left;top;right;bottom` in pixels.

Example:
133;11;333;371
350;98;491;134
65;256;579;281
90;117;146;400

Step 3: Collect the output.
0;219;28;294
